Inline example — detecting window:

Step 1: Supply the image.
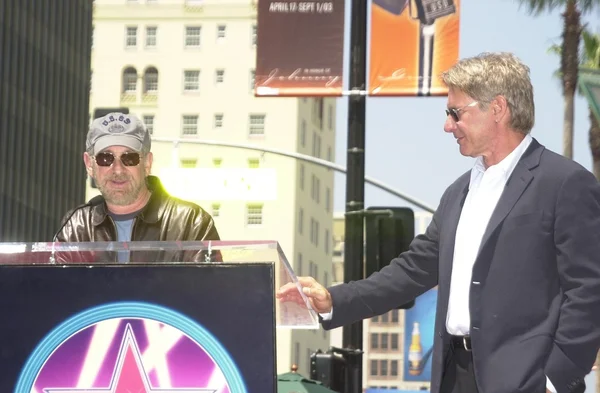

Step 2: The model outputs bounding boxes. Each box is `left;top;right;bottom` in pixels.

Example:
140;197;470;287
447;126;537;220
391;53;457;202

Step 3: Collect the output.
297;253;303;275
391;309;399;323
144;67;158;93
180;159;197;168
145;26;157;47
328;104;334;130
312;132;321;158
300;120;306;147
213;158;222;168
310;218;320;246
391;333;399;350
298;208;303;234
122;67;137;93
299;164;305;190
370;360;378;376
181;115;198;136
325;229;330;255
249;69;255;92
125;26;138;48
185;26;201;47
381;333;389;350
212;203;220;217
142;115;154;135
214;113;223;128
391;360;398;376
311;175;320;203
251;24;257;46
246;204;263;225
249;114;265;135
370;333;379;350
380;360;388;376
215;69;225;84
325;187;331;212
248;158;260;168
217;25;226;40
183;70;200;91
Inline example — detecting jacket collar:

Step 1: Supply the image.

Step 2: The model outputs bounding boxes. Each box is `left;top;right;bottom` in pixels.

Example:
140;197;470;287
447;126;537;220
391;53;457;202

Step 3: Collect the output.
91;176;167;226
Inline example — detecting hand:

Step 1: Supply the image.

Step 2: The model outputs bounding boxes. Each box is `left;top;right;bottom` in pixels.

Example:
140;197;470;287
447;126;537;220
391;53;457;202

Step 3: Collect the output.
276;276;333;314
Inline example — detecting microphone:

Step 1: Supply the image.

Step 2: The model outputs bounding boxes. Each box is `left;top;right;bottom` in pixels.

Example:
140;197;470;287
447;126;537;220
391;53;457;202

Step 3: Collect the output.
49;195;105;264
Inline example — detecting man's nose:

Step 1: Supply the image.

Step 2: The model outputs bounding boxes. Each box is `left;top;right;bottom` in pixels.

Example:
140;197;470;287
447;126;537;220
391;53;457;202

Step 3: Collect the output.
444;115;456;133
110;157;126;173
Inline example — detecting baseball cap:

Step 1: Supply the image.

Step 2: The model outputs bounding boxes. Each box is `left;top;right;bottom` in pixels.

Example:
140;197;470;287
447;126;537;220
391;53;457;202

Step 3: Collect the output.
86;112;151;155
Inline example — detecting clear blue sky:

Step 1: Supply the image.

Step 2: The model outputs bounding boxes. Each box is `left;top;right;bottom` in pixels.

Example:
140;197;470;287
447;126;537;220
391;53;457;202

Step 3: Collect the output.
333;0;600;215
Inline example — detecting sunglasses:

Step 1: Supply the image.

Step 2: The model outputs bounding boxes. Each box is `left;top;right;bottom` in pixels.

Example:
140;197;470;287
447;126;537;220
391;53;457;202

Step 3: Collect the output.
94;151;141;167
445;101;479;122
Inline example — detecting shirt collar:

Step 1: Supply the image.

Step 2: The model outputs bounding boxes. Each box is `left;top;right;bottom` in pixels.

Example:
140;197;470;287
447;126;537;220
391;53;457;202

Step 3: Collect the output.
471;134;533;181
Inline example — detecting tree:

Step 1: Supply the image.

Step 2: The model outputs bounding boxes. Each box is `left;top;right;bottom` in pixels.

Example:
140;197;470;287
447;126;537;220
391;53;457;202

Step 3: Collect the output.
548;28;600;178
580;30;600;178
515;0;600;159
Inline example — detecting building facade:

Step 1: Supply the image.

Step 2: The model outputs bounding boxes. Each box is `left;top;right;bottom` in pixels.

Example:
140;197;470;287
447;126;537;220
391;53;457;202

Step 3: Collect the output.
0;0;93;241
89;0;336;376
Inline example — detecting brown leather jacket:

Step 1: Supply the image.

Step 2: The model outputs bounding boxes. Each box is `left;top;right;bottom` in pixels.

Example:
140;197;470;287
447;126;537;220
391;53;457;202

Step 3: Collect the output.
56;176;221;263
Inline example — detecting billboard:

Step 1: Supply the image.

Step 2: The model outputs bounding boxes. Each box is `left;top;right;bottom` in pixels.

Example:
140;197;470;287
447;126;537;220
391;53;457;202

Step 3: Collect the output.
255;0;345;96
403;287;437;382
368;0;461;96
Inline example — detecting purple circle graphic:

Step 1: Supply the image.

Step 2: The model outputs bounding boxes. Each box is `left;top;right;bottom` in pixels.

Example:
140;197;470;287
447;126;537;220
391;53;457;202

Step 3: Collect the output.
31;318;230;393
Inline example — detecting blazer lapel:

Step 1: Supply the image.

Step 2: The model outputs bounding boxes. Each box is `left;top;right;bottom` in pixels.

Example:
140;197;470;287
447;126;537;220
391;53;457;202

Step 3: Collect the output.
477;139;543;253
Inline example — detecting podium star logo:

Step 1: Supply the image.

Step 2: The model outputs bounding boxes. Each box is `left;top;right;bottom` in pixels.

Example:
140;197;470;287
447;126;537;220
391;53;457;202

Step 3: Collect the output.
45;324;216;393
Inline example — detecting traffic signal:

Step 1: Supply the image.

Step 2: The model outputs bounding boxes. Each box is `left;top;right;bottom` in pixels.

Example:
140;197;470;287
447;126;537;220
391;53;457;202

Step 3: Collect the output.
365;206;415;309
310;350;346;392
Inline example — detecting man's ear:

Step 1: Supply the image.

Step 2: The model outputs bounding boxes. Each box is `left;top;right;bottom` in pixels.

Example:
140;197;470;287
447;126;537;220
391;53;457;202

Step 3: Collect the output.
83;152;94;177
144;152;153;176
492;95;509;123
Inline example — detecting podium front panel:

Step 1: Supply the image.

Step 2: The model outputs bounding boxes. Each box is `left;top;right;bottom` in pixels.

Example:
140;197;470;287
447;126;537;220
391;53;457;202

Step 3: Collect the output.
0;263;275;393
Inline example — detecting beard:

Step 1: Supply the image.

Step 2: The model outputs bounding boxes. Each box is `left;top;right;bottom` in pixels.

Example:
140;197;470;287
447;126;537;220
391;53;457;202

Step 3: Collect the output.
96;171;146;207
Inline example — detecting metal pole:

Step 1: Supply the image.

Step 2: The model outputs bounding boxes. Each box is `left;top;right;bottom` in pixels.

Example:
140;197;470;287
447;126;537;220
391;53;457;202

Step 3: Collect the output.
343;0;367;389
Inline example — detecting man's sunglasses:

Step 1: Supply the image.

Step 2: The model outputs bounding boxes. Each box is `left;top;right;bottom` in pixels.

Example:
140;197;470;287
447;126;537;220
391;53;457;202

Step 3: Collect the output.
445;101;479;122
94;151;141;167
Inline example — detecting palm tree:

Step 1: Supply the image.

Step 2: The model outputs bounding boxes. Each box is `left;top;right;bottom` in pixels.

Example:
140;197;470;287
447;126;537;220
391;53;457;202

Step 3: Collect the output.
580;30;600;178
515;0;600;159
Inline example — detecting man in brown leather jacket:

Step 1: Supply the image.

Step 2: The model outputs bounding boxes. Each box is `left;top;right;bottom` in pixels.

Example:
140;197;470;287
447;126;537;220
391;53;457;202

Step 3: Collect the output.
55;112;220;263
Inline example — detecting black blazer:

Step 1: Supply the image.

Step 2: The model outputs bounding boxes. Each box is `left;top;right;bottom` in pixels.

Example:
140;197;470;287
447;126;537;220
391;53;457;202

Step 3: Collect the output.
323;139;600;393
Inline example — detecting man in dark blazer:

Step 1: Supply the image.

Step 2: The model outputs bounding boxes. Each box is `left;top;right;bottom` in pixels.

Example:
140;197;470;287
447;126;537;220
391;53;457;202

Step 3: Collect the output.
277;52;600;393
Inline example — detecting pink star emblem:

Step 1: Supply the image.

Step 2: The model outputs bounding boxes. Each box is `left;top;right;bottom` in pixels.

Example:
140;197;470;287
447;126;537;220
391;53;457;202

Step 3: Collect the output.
45;324;215;393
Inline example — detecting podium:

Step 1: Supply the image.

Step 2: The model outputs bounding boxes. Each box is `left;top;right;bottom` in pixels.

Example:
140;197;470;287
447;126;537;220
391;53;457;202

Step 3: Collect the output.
0;240;317;393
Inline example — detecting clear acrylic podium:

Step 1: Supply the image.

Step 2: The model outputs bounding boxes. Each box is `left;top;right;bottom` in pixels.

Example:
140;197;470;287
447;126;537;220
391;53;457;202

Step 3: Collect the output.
0;240;316;393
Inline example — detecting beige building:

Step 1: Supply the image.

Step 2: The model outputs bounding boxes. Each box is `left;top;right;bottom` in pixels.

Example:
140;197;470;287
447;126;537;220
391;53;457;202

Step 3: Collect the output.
89;0;336;376
331;211;433;391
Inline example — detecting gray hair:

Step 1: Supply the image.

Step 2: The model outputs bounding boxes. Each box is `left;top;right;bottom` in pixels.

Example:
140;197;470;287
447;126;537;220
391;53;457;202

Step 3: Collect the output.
441;52;535;134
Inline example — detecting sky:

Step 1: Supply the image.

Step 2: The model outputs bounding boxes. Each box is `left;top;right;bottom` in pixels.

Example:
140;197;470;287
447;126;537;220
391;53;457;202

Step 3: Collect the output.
332;0;600;215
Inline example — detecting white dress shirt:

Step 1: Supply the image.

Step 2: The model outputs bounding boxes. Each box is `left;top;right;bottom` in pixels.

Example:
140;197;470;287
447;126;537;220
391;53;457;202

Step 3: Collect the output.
446;134;532;335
